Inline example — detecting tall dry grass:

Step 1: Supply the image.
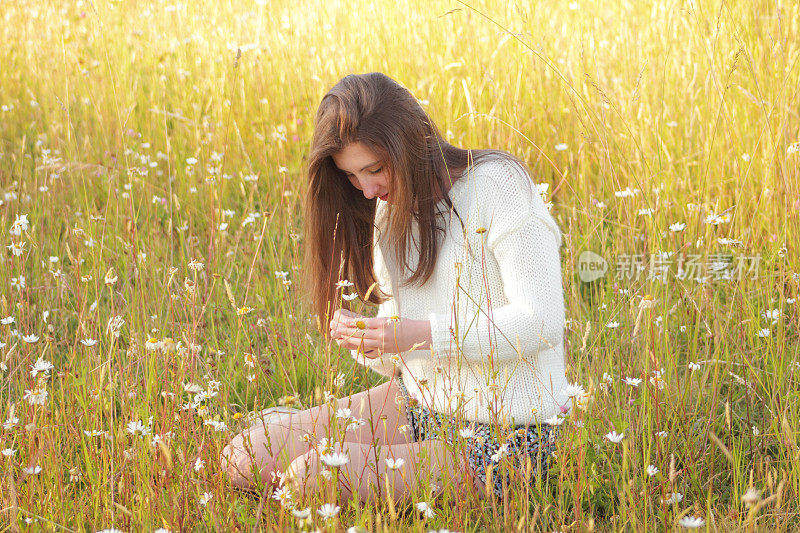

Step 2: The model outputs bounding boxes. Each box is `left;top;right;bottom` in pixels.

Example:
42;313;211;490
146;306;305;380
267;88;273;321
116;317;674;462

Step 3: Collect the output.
0;0;798;530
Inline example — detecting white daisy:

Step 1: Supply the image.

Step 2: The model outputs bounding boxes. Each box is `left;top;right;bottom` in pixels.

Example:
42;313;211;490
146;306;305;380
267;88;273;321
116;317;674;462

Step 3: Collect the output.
23;388;48;406
29;357;54;378
544;414;565;426
415;501;435;518
23;465;42;475
345;418;367;432
291;507;311;519
335;280;354;290
145;337;161;351
6;241;25;256
561;382;586;398
187;258;204;271
385;457;405;470
459;427;477;439
614;187;639;198
491;443;510;462
10;213;30;234
271;486;294;508
678;516;705;529
333;372;346;388
622;377;642;387
317;437;335;454
317;503;340;520
126;420;151;436
203;419;228;432
320;451;349;468
669;222;686;232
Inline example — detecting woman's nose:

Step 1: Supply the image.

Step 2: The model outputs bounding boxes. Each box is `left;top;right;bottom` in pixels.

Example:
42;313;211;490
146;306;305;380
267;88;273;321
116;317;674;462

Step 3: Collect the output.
361;181;380;199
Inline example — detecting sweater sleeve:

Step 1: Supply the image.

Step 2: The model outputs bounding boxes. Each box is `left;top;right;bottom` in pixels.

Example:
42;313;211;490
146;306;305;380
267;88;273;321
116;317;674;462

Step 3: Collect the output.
427;159;565;363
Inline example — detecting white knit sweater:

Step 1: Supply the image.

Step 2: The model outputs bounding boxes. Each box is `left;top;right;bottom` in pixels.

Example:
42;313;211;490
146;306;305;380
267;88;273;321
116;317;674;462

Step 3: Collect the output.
350;157;569;426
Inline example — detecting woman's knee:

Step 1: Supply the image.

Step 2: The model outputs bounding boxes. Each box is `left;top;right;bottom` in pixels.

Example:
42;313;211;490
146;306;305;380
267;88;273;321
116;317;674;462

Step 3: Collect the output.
284;448;346;497
219;426;279;488
220;421;313;489
220;433;259;488
284;450;312;492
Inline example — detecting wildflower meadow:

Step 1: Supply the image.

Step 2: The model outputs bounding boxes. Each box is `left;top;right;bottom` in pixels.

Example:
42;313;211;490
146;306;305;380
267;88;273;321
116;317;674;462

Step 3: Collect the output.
0;0;798;531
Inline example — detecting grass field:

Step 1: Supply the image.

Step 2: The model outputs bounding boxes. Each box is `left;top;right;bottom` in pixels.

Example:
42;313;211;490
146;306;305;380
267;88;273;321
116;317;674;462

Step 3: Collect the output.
1;0;799;530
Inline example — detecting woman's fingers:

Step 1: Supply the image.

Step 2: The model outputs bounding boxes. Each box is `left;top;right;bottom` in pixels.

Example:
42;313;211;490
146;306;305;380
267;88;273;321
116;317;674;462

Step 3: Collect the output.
330;315;401;356
332;308;359;324
337;316;386;335
336;333;380;351
330;309;369;334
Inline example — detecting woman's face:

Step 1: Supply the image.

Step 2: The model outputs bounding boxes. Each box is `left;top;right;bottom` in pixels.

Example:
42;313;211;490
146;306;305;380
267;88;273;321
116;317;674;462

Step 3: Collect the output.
332;142;391;203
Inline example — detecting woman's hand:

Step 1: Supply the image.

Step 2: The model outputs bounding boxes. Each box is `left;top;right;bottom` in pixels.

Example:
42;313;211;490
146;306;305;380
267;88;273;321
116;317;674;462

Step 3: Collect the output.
329;309;431;358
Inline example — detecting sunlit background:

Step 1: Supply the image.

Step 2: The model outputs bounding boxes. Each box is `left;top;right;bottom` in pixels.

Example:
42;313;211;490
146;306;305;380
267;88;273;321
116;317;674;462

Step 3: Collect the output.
0;0;798;530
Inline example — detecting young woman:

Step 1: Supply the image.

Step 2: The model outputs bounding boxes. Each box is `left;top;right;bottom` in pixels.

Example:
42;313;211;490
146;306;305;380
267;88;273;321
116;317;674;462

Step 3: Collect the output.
220;72;570;506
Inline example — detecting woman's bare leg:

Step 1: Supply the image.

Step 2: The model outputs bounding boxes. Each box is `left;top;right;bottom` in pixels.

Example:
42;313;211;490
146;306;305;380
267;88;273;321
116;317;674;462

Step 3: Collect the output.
285;438;486;506
220;379;414;491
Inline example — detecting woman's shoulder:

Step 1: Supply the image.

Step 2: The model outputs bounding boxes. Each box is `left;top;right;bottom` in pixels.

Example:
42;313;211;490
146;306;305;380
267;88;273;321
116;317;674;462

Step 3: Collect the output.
459;154;535;196
461;153;562;245
456;154;538;208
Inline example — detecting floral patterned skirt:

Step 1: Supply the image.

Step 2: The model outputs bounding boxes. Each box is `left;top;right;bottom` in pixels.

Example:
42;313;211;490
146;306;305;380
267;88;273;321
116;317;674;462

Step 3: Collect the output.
395;375;558;499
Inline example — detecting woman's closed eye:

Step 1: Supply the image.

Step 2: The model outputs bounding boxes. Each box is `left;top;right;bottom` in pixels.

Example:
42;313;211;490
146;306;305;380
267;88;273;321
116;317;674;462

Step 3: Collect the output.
370;167;383;174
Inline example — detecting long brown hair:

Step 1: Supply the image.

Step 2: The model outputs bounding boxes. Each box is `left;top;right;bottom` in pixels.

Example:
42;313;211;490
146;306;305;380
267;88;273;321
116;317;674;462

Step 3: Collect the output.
301;72;518;337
